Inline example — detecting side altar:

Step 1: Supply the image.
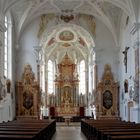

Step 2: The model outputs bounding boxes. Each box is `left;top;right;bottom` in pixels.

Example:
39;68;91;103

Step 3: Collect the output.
95;64;120;120
16;64;40;119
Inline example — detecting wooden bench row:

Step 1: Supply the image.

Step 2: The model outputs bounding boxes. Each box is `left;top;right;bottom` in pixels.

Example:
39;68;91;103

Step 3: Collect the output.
0;119;56;140
81;119;140;140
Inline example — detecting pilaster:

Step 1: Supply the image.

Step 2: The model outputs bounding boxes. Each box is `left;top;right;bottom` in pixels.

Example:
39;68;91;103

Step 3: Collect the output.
0;13;6;77
130;22;140;123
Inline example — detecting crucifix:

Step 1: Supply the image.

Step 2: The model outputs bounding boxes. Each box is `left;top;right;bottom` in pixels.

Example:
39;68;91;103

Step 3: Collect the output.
122;46;130;73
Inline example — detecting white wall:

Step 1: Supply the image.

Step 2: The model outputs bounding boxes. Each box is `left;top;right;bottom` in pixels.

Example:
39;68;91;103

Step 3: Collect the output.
95;19;119;82
0;13;15;122
77;16;119;81
0;94;13;122
16;19;40;80
119;11;140;122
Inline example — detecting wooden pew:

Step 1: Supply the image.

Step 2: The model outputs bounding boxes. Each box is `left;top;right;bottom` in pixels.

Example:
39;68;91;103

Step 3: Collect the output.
108;135;140;140
0;134;37;140
101;130;140;140
81;119;140;140
0;119;56;140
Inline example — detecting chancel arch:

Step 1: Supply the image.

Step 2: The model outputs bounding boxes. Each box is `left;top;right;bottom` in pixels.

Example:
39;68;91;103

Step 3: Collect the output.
39;24;96;117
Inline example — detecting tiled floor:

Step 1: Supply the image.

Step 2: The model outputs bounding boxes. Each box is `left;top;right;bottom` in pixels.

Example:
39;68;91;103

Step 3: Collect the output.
52;126;87;140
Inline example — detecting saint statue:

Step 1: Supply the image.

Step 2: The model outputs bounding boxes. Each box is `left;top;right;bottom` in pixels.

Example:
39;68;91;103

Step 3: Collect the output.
22;64;35;85
62;88;72;105
65;90;71;103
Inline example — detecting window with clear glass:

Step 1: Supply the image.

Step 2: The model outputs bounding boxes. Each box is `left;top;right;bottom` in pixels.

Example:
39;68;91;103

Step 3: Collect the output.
4;14;12;79
48;60;53;94
4;16;8;77
79;60;86;94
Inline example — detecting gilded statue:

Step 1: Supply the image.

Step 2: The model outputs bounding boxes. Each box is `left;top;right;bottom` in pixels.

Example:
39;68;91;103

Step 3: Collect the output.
62;89;72;104
65;91;71;102
22;64;35;85
102;64;113;80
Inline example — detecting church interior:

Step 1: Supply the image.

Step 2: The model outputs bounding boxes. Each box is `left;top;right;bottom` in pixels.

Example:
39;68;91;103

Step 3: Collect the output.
0;0;140;140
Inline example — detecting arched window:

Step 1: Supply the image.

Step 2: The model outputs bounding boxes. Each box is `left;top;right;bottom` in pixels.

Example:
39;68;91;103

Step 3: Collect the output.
92;53;96;90
48;60;53;94
4;14;12;78
79;60;86;94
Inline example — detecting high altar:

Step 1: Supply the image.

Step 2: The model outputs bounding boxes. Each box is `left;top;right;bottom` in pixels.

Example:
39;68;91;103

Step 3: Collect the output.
50;53;84;116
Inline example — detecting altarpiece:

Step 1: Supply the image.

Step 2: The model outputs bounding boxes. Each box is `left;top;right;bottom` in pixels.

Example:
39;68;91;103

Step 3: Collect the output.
95;64;119;120
16;64;40;119
50;53;84;116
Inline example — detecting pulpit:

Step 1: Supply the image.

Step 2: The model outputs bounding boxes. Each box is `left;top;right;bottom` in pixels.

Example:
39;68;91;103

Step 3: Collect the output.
96;64;119;120
16;64;40;119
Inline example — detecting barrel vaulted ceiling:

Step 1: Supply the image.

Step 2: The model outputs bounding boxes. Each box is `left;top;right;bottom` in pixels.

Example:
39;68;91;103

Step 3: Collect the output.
0;0;137;49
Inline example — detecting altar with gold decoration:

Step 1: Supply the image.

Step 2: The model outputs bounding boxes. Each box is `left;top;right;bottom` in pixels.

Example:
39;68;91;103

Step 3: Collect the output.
16;64;40;119
49;53;84;116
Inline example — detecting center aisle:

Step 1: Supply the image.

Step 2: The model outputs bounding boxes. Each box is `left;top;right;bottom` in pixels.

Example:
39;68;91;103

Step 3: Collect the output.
52;125;87;140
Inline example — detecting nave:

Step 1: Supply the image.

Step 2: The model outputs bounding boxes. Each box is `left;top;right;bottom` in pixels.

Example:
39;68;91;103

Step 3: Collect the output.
52;125;87;140
1;3;140;140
